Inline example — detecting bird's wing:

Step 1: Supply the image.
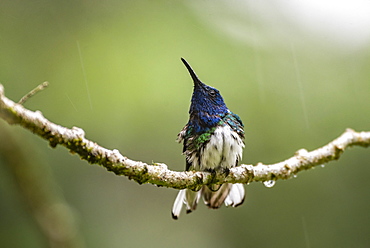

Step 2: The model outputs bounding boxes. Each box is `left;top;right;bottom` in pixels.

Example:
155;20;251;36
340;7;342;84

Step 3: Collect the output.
176;124;188;144
225;112;245;140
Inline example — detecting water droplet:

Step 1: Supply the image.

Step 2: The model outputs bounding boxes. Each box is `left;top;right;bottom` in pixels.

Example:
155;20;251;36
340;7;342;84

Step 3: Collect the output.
321;164;325;168
263;180;275;188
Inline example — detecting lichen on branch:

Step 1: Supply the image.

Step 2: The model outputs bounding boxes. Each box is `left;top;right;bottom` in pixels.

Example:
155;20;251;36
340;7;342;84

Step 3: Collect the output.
0;84;369;189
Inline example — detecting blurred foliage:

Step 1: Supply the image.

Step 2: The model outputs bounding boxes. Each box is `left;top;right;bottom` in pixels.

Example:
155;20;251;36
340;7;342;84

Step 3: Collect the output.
0;0;369;247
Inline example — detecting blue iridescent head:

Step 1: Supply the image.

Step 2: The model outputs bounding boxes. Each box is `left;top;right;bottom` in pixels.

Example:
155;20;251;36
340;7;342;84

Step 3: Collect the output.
181;58;229;131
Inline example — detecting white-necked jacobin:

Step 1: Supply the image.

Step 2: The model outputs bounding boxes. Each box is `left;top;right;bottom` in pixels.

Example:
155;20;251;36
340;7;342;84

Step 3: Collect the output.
172;58;245;219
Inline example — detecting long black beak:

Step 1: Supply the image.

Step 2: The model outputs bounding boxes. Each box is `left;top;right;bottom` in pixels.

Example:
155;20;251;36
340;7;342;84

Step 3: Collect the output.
181;58;204;87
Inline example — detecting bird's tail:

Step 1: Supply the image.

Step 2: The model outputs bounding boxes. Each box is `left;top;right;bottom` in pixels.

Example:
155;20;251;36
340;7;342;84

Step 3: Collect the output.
171;189;202;219
171;183;245;219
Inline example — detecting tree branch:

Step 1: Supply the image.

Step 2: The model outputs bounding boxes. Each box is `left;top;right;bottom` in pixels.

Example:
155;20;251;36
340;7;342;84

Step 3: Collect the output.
0;84;369;190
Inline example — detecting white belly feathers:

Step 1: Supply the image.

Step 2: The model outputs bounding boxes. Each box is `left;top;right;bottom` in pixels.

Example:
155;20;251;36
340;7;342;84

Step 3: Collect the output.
189;125;244;171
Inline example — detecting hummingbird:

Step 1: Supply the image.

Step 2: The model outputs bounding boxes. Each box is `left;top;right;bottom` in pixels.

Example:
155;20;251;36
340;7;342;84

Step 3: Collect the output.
171;58;245;219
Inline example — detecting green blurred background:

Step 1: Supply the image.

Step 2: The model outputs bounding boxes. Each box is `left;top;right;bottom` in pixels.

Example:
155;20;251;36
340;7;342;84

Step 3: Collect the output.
1;0;370;247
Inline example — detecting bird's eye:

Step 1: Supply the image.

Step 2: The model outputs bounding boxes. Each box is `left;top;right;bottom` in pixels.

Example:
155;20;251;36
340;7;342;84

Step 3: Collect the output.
209;90;216;97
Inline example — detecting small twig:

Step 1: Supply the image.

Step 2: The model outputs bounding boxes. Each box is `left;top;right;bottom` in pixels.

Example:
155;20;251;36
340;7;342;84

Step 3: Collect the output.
18;82;49;105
